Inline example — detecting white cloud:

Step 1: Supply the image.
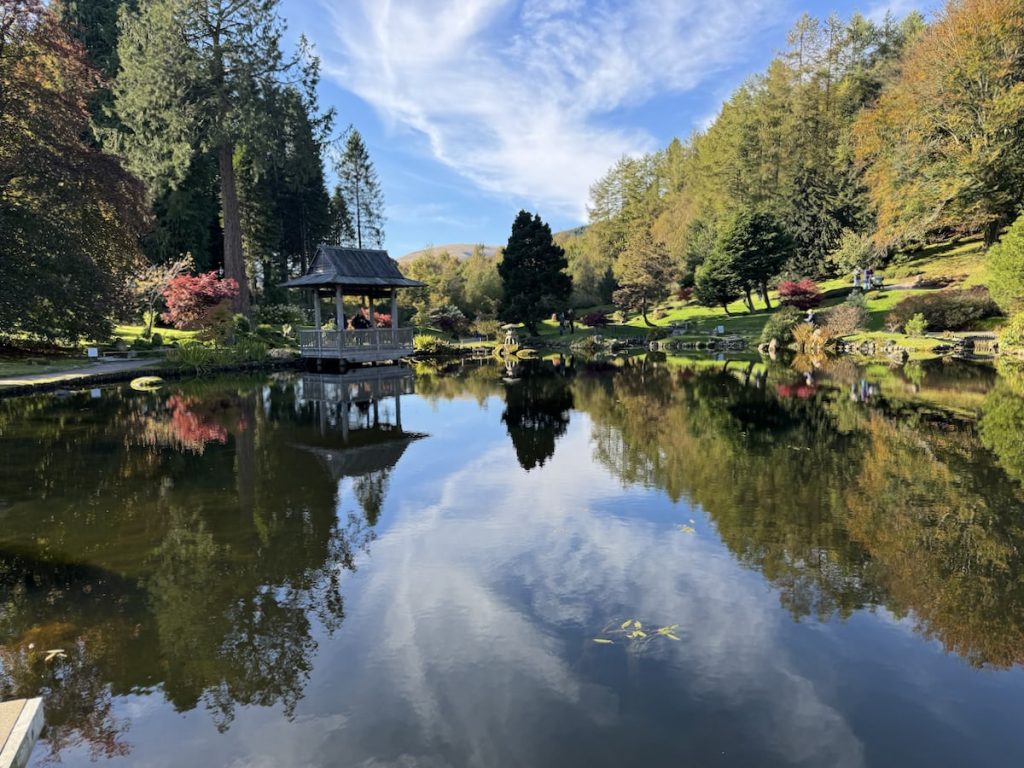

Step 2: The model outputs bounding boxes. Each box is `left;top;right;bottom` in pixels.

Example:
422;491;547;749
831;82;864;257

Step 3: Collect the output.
865;0;928;23
315;0;776;219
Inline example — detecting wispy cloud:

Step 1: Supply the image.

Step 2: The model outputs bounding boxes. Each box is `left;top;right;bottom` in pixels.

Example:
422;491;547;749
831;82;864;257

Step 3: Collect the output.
315;0;776;219
866;0;929;23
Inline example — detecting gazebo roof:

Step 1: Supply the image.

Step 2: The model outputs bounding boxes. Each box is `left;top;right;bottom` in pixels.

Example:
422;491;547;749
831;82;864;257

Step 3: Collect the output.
280;245;424;290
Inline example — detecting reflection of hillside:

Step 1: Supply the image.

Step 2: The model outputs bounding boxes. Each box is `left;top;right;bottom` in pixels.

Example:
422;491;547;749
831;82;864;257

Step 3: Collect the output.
0;371;420;760
573;358;1024;667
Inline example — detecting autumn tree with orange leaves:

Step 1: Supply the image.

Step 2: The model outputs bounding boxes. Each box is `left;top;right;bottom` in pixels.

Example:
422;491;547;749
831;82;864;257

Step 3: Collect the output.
854;0;1024;248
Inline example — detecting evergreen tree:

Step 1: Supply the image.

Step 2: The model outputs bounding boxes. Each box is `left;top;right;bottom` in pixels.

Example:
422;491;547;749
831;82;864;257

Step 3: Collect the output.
334;129;384;249
114;0;300;315
498;211;572;335
694;249;743;314
719;210;794;310
328;186;356;247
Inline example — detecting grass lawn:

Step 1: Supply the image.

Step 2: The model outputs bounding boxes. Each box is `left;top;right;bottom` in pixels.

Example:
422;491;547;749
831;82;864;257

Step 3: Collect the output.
0;357;87;379
112;325;197;344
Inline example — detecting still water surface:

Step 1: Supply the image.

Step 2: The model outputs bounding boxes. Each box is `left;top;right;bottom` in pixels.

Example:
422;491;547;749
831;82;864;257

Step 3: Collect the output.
2;356;1024;767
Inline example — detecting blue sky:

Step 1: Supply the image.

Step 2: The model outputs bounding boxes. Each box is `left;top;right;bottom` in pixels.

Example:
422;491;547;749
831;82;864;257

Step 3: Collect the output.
280;0;926;257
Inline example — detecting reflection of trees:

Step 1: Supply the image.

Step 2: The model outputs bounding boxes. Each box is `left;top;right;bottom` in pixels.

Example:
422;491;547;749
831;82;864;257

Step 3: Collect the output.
575;359;879;621
574;358;1024;667
0;377;380;758
849;415;1024;667
501;362;574;470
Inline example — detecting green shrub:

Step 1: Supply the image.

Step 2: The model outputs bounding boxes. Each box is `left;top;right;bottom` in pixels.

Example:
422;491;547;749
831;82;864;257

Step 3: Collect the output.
168;338;268;374
233;313;252;334
471;318;502;340
999;314;1024;350
759;306;803;344
885;287;1000;332
905;312;928;337
150;332;163;347
646;327;669;343
413;334;460;356
253;304;306;326
130;337;151;350
988;212;1024;312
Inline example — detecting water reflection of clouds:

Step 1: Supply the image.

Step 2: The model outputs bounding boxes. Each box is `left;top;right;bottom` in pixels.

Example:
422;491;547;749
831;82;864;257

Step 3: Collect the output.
75;412;865;767
304;415;866;768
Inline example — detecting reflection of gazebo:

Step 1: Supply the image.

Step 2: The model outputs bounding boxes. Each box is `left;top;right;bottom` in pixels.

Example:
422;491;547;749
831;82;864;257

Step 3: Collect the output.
291;367;425;525
281;245;424;365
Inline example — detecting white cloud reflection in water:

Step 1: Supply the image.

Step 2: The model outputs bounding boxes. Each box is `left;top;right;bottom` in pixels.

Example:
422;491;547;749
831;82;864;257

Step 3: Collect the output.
297;415;867;768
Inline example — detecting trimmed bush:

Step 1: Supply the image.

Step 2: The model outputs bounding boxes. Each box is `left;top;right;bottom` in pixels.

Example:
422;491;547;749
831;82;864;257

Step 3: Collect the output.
885;287;999;333
150;332;163;347
778;279;823;310
905;313;928;337
759;306;803;344
582;311;610;327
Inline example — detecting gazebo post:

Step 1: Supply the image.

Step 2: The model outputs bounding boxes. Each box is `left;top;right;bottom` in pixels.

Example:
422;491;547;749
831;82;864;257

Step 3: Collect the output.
367;294;376;350
312;289;322;355
334;285;343;328
390;289;398;344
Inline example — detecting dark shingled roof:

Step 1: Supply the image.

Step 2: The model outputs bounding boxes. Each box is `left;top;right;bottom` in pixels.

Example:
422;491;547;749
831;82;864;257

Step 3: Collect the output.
280;245;424;290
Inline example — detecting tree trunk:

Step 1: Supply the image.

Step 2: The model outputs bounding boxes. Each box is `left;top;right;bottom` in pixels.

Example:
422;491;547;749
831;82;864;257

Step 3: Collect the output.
743;288;755;313
641;301;654;327
218;142;250;316
721;302;733;316
761;281;772;309
984;219;1001;248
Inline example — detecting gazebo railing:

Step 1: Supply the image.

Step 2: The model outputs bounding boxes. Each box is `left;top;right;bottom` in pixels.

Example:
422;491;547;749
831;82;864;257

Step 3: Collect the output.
298;328;416;359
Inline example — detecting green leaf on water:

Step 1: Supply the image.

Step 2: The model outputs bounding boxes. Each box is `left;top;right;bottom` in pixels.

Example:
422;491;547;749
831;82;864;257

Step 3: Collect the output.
666;634;681;641
593;638;614;645
633;620;642;629
621;619;632;629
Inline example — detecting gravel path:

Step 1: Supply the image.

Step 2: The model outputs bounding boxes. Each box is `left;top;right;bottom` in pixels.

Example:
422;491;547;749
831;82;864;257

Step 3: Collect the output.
0;358;159;388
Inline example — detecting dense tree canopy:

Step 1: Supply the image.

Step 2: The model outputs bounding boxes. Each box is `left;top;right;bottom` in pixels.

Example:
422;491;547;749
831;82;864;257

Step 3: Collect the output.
0;0;148;341
114;0;306;314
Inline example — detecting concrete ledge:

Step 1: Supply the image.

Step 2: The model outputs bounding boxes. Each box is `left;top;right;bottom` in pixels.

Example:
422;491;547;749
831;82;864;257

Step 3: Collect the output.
0;698;44;768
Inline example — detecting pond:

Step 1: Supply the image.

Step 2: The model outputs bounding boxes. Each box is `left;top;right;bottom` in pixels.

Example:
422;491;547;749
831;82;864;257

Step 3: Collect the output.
2;355;1024;767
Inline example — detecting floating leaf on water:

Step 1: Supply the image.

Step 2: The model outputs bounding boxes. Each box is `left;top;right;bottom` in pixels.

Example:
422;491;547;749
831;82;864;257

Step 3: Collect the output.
689;519;695;524
678;525;696;534
593;638;614;644
44;649;66;663
621;619;632;630
633;621;642;630
666;634;681;641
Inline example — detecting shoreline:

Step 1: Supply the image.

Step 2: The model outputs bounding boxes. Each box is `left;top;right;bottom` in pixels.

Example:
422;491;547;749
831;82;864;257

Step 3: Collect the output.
0;358;303;399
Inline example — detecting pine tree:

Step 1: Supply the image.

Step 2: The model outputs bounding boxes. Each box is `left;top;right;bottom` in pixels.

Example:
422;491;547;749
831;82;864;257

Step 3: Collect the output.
334;129;384;248
328;186;356;247
115;0;299;315
498;211;572;335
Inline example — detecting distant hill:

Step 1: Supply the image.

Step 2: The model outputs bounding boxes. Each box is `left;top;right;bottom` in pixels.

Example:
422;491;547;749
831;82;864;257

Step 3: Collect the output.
397;244;500;263
398;227;587;263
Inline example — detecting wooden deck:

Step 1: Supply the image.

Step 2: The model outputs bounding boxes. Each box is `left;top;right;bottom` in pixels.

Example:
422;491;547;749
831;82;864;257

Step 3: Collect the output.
298;328;415;363
1;698;43;768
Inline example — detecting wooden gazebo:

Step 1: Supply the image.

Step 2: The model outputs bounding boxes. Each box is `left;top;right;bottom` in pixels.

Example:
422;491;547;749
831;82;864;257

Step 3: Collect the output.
281;246;423;365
